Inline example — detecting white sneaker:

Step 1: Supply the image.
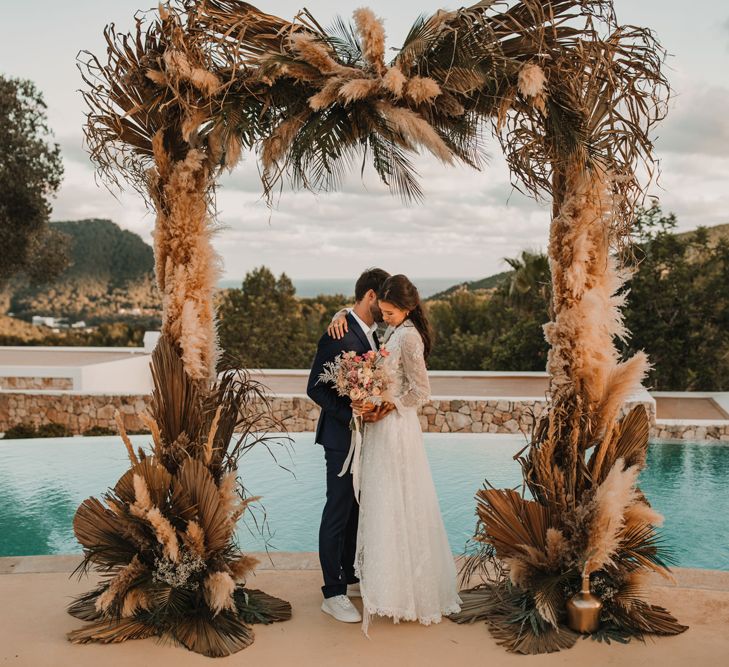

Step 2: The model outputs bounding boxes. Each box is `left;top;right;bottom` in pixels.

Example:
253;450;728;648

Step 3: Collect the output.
321;595;362;623
347;583;361;597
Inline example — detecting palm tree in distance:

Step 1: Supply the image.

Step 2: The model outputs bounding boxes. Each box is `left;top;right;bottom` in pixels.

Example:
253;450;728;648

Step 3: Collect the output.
504;250;550;309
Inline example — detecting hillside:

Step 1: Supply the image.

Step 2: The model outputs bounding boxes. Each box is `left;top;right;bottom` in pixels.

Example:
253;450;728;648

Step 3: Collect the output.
0;314;46;342
6;219;160;324
430;223;729;301
428;270;513;301
676;222;729;245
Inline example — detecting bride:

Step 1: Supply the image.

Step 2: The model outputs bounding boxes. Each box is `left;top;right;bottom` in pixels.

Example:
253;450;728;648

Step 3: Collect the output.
336;274;461;634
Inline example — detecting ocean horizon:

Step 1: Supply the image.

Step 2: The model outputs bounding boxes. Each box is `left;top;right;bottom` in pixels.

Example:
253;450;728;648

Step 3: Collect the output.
218;277;474;299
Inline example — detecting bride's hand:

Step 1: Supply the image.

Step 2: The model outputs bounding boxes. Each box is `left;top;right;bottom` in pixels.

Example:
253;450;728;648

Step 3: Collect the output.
351;399;376;416
327;315;348;340
362;403;395;423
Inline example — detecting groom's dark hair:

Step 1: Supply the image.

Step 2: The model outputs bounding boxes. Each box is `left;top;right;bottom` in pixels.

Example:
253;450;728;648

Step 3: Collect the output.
355;268;390;302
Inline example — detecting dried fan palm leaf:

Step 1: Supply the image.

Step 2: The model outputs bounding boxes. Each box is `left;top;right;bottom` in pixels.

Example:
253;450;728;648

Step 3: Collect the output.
235;588;293;624
114;457;172;507
172;611;254;657
476;488;554;559
67;617;158;644
73;498;138;568
175;458;231;553
609;599;688;637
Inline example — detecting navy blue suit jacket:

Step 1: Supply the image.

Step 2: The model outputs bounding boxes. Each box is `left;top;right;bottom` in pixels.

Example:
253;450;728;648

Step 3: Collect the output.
307;312;374;452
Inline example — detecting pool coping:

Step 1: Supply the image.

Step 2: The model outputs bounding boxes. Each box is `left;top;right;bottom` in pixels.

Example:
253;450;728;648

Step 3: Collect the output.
2;553;727;592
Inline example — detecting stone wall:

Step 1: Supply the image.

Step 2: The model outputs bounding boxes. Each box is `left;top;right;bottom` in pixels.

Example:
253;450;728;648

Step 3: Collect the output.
419;399;545;434
0;377;73;390
0;390;665;439
652;422;729;442
0;392;150;434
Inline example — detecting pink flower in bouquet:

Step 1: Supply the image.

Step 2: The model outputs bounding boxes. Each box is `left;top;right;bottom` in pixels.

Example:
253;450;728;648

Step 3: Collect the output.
318;345;390;408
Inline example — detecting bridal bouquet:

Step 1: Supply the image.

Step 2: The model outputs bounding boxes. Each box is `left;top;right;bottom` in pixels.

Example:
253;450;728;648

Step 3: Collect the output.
318;348;390;411
317;347;390;498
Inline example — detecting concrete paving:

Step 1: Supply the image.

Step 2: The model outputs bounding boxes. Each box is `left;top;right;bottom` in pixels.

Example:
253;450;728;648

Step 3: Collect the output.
654;396;729;420
0;554;727;667
0;348;147;367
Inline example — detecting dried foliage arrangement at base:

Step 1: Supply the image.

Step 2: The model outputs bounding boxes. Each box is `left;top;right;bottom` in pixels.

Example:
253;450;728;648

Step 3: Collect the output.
451;404;688;653
67;336;292;658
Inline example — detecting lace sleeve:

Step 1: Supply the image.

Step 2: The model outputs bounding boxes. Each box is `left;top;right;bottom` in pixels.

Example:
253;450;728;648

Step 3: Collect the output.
393;328;430;412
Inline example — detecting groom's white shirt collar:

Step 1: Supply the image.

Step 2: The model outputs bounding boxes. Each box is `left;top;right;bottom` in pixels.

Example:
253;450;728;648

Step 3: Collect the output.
348;308;377;350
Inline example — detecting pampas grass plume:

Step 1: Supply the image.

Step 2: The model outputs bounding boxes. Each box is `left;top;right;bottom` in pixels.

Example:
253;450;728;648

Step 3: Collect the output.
406;76;441;104
338;78;379;104
121;588;150;617
190;68;220;96
185;519;206;556
229;554;260;581
289;33;341;74
132;474;153;514
115;410;138;465
353;8;386;73
204;571;237;615
377;102;453;164
518;63;546;98
584;458;640;574
308;78;343;110
95;556;144;613
146;507;180;562
624;500;664;527
382;66;407;97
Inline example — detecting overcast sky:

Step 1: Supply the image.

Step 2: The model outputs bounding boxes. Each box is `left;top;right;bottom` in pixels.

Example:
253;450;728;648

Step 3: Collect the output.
2;1;728;280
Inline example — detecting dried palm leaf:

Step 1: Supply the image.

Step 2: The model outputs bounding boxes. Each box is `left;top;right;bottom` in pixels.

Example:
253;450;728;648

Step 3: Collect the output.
476;488;554;559
67;617;157;644
235;588;293;624
175;458;231;553
172;611;254;657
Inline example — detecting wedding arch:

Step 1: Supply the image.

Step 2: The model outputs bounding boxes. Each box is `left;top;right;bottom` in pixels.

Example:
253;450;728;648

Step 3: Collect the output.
68;0;686;656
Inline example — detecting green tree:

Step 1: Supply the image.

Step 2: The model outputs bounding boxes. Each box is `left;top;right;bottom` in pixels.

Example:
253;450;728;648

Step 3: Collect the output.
0;76;67;284
428;255;551;372
623;205;729;390
217;267;312;369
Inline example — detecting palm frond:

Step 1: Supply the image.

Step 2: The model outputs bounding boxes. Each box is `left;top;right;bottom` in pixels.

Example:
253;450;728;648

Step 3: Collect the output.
235;588;293;624
175;458;230;553
67;617;157;644
172;611;254;657
475;488;554;558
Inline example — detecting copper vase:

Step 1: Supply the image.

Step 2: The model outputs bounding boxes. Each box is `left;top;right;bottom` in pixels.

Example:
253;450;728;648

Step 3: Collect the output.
566;573;602;633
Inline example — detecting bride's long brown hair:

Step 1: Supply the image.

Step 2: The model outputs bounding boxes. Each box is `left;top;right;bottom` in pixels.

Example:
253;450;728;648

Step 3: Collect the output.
378;275;433;360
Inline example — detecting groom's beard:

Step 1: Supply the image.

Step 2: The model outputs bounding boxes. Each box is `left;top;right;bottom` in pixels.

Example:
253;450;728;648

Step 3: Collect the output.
370;302;384;324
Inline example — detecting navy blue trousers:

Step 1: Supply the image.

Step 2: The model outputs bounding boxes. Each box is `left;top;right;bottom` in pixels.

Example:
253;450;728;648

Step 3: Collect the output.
319;446;359;598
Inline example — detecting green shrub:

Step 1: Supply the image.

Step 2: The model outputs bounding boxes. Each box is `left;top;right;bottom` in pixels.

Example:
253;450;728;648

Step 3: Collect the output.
82;425;116;436
36;422;72;438
3;423;38;439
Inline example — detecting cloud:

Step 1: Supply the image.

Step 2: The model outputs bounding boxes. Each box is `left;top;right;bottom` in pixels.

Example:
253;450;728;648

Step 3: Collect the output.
51;135;154;239
656;82;729;157
210;155;551;280
48;73;729;283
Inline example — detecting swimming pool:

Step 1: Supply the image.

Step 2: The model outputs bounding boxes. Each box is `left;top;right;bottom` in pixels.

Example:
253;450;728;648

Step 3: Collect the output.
1;434;727;570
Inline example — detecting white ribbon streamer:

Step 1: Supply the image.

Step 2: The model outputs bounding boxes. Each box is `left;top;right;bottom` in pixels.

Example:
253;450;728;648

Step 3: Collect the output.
338;415;363;500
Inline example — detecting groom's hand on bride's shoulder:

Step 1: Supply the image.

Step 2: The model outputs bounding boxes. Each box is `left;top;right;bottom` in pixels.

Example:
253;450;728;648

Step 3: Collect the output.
327;316;348;340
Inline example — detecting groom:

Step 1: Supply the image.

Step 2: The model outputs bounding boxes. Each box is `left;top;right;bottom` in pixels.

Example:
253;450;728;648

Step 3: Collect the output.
306;268;393;623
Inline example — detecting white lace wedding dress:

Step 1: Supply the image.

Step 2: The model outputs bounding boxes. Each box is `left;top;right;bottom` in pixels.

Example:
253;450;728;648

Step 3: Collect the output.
355;320;461;633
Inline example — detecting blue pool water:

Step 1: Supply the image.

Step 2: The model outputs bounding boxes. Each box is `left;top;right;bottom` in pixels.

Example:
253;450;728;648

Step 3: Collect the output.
0;434;727;569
